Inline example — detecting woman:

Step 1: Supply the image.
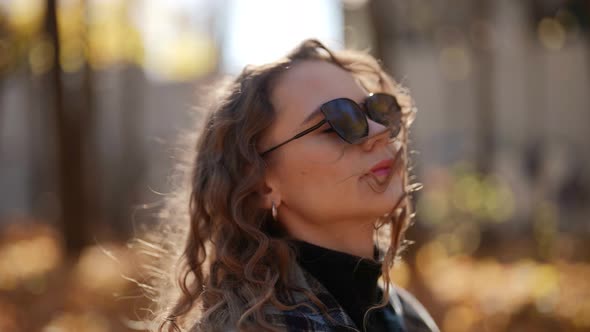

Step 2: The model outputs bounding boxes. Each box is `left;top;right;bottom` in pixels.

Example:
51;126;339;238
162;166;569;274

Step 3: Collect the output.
145;39;440;332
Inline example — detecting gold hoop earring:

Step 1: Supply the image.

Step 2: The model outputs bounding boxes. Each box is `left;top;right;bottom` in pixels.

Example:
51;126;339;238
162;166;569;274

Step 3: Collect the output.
271;201;278;221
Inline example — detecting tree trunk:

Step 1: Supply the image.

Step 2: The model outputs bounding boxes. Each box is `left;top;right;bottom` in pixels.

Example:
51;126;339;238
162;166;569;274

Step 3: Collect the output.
368;0;397;72
473;0;495;175
45;0;88;257
114;64;145;238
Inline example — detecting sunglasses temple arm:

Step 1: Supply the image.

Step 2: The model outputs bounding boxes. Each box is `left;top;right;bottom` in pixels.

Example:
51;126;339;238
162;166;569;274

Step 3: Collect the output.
261;119;326;156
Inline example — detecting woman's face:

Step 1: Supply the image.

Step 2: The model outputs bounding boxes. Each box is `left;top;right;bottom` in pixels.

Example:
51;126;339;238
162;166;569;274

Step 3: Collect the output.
260;60;405;235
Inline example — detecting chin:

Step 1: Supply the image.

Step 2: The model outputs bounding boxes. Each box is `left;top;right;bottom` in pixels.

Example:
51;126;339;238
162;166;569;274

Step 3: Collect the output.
371;185;405;214
355;174;404;216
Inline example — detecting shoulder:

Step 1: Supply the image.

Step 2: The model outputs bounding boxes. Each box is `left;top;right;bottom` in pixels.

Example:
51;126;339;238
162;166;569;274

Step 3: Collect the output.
261;288;355;331
389;285;441;332
258;264;357;331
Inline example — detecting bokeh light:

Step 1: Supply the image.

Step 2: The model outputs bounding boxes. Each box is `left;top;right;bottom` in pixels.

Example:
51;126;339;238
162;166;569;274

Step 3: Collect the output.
0;225;62;292
538;18;566;50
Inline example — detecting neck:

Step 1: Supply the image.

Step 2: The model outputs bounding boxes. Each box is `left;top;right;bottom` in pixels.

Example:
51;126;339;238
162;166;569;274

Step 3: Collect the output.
280;213;375;259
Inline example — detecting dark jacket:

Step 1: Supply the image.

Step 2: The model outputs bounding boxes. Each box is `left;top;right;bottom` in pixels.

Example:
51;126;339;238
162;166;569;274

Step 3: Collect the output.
258;263;441;332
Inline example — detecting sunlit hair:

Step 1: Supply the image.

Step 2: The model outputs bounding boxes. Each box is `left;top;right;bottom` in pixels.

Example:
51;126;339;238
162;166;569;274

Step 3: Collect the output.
137;39;419;332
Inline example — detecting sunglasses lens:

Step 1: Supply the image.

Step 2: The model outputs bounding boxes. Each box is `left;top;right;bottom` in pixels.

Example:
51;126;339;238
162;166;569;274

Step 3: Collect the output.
366;93;402;138
322;99;368;144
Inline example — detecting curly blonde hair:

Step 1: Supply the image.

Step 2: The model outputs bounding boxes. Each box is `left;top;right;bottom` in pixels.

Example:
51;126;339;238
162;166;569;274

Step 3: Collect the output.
139;39;419;332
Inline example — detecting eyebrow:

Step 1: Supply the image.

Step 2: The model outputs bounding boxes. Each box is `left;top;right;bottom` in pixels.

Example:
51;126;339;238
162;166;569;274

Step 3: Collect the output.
299;107;323;128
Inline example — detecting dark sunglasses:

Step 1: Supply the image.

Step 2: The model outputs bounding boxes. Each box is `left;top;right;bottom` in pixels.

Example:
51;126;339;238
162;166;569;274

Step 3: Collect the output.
260;92;402;156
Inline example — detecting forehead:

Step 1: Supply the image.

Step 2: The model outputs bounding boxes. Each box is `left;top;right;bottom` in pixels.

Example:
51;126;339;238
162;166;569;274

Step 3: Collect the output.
270;60;367;131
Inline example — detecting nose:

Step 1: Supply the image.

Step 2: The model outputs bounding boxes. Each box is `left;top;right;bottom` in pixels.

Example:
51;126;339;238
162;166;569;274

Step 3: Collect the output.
360;118;390;152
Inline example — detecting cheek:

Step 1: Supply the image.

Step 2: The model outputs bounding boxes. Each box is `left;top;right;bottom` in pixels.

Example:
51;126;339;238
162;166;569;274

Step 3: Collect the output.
283;160;344;186
279;153;356;200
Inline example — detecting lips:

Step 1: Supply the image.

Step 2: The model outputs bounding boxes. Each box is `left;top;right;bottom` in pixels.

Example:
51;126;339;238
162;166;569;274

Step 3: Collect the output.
368;149;403;176
370;159;394;175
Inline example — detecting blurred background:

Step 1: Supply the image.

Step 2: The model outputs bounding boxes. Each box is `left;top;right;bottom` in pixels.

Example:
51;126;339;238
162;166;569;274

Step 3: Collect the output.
1;0;589;331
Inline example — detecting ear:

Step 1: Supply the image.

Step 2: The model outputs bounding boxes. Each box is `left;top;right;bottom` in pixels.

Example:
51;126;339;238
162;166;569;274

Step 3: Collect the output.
254;174;281;210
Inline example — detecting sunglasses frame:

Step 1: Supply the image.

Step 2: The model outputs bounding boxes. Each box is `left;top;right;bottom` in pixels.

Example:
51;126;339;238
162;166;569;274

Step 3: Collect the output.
260;92;400;156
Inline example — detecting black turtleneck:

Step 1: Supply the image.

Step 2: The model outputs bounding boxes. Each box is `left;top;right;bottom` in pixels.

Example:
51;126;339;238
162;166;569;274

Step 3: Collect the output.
291;240;406;332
